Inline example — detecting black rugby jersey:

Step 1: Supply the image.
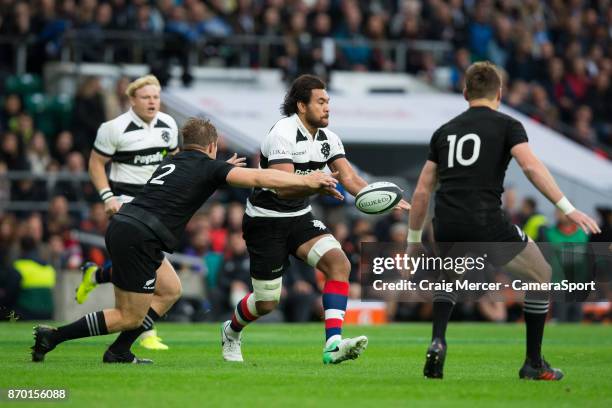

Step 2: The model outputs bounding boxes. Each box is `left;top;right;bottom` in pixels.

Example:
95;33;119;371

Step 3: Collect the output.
121;150;234;251
428;106;528;225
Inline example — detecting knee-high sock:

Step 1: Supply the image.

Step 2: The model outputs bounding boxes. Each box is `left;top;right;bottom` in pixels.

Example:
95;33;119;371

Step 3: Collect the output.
228;293;260;335
322;280;349;347
432;290;457;345
54;311;108;344
523;296;549;365
108;308;160;354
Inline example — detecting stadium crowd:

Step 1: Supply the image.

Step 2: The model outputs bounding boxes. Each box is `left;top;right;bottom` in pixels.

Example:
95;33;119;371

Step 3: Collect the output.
0;0;611;323
0;0;611;155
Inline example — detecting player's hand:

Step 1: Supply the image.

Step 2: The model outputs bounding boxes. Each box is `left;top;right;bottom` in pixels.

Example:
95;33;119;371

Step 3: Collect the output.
226;153;247;167
304;171;337;190
318;186;344;201
104;197;122;217
566;210;601;234
394;199;411;212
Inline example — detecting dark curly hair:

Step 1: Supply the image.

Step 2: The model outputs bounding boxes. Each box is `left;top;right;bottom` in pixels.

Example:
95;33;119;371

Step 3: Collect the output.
281;75;326;116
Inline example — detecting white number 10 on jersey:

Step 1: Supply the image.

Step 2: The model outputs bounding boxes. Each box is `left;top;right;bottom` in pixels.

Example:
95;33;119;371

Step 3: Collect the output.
447;134;481;168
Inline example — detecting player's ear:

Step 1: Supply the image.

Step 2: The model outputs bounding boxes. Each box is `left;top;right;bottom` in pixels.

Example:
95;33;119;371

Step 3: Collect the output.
297;101;307;114
462;87;468;101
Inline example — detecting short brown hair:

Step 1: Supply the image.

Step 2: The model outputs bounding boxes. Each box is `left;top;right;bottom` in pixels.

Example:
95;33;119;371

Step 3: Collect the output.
181;118;218;147
464;61;502;100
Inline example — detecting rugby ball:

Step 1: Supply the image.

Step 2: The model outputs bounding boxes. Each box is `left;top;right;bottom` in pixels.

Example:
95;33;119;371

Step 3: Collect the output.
355;182;403;215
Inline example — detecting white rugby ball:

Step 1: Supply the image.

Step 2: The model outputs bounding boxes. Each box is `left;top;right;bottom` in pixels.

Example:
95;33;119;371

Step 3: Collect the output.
355;182;402;215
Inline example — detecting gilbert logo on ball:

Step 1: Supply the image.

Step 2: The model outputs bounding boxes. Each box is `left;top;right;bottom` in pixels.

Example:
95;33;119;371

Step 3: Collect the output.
355;182;403;214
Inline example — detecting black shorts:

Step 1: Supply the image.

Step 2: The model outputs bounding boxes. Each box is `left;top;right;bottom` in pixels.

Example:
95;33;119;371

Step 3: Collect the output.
105;215;165;293
433;216;528;267
242;212;330;280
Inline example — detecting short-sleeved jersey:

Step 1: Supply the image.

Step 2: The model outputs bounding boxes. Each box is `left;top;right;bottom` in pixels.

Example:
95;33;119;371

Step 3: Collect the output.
93;109;179;197
246;114;345;218
126;150;234;251
428;106;528;225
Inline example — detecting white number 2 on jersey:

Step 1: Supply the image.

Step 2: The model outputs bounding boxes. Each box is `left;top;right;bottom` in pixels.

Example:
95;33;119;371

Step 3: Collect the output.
149;164;176;185
447;134;481;168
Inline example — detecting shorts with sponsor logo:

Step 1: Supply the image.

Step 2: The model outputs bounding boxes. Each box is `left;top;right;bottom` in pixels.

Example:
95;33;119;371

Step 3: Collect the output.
242;212;330;280
433;216;528;267
105;215;164;293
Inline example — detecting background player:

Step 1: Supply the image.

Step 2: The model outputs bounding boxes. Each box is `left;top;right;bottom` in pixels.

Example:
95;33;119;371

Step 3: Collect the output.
408;61;601;380
31;118;338;364
221;74;411;364
76;74;178;350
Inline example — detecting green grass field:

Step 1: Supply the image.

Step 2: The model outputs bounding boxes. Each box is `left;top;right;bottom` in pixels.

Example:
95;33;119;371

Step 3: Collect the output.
0;322;611;407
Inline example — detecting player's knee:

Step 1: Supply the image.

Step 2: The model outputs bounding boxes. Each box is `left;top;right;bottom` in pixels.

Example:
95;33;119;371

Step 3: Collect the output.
537;262;553;283
169;280;182;303
123;312;146;330
255;300;278;315
251;276;282;307
321;252;351;281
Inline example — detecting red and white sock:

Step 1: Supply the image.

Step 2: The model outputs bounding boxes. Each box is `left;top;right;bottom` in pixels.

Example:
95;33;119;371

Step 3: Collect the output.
227;293;259;338
323;280;349;348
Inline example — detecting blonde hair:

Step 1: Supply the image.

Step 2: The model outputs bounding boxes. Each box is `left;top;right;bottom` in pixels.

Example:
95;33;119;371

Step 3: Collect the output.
125;75;161;98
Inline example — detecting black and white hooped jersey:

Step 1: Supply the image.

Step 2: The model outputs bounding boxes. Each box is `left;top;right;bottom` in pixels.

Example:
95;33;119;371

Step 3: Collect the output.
93;109;178;197
246;114;346;218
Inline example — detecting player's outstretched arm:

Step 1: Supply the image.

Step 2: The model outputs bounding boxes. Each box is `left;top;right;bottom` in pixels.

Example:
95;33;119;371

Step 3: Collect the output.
226;167;339;191
266;162;342;200
89;150;121;216
330;157;410;210
408;160;437;242
511;143;601;234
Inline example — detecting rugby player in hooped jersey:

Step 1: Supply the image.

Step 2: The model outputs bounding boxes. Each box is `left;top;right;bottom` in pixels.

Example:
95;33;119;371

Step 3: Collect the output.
221;74;411;365
31;118;339;364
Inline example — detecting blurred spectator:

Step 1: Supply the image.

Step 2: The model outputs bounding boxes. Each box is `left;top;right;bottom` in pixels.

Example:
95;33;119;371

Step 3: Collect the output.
51;130;76;166
14;112;35;145
26;131;51;174
545;209;589;322
226;202;244;233
1;131;28;170
53;151;96;202
518;197;548;241
71;76;106;154
0;94;23;131
334;2;372;71
79;202;108;267
103;76;131;119
45;194;75;237
208;202;227;253
11;235;56;320
217;232;251;313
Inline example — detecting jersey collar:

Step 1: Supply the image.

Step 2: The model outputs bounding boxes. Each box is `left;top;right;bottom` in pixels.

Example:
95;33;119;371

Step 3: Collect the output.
294;114;318;141
128;108;160;129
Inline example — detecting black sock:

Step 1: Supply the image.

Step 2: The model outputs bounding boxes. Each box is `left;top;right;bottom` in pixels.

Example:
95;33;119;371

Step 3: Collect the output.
108;308;160;354
524;299;549;365
432;301;454;345
95;262;112;284
55;311;108;344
